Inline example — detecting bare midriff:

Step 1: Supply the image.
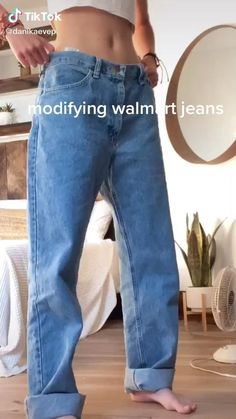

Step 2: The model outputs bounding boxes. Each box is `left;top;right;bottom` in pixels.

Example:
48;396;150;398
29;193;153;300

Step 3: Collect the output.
52;6;141;64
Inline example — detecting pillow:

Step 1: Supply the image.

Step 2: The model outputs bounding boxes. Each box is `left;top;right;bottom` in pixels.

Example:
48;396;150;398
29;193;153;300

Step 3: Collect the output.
0;208;28;240
85;199;112;243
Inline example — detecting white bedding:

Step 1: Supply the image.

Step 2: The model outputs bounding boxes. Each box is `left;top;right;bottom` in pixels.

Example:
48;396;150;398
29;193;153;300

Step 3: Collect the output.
0;238;120;378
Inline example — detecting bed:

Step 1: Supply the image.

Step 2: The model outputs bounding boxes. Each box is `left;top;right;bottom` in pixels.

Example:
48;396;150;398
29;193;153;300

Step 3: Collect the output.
0;198;120;377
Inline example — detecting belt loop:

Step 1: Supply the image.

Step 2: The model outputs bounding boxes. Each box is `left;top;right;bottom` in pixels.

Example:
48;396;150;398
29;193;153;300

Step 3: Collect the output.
93;57;102;79
138;63;145;85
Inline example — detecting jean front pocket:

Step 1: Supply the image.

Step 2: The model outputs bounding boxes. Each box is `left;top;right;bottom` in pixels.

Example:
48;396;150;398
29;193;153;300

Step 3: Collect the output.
42;62;93;93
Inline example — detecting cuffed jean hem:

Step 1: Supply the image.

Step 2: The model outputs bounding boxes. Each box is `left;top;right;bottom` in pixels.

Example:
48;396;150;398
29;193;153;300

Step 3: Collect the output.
24;392;86;419
124;367;175;393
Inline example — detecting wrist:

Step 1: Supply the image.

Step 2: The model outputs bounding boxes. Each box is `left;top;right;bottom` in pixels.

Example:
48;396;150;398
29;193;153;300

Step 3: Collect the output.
5;23;25;39
142;52;160;68
0;11;24;41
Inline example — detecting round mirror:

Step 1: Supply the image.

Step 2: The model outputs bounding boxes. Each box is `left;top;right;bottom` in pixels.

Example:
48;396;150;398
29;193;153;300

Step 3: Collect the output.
166;25;236;164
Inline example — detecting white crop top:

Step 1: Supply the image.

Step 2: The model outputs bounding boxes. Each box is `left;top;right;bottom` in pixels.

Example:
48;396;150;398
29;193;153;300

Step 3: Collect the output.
47;0;135;25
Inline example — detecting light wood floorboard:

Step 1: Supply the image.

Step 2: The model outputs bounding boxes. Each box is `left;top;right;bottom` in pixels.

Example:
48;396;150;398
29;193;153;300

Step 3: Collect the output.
1;319;236;419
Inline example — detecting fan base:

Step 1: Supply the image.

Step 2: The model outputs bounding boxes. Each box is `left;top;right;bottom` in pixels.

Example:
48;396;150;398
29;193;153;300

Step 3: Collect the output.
213;345;236;363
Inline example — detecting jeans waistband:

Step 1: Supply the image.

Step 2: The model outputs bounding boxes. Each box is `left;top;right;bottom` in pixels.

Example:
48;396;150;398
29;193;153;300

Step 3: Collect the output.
43;50;146;81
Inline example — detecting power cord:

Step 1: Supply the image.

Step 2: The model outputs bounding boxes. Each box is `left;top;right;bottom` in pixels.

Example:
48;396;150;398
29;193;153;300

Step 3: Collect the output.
190;357;236;378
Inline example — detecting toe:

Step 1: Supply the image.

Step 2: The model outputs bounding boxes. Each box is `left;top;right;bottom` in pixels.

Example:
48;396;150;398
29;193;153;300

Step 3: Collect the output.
191;403;197;411
182;403;197;414
183;405;193;413
175;402;192;414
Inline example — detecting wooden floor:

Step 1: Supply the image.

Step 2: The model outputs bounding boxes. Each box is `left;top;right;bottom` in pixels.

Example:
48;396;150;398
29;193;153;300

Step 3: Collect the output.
1;318;236;419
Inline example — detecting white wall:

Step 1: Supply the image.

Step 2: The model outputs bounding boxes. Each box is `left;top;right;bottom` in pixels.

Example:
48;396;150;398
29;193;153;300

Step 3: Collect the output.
148;0;236;289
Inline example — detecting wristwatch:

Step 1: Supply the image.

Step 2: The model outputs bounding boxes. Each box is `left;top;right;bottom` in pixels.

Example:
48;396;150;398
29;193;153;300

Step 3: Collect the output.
142;52;161;68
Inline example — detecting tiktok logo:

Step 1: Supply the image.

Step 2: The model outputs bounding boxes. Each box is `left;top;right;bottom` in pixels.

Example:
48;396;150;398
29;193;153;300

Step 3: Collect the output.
8;7;22;23
7;8;61;22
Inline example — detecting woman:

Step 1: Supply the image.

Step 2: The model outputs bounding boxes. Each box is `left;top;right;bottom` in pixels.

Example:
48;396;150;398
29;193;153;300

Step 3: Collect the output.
1;1;197;418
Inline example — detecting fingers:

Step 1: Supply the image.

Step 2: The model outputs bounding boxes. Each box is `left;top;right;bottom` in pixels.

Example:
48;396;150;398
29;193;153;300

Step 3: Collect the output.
31;48;46;66
146;68;158;87
41;38;55;54
18;49;45;68
23;48;43;67
17;40;54;68
34;39;55;65
7;31;55;68
30;37;50;64
39;46;50;63
28;38;54;66
142;60;159;88
149;73;158;87
17;52;29;68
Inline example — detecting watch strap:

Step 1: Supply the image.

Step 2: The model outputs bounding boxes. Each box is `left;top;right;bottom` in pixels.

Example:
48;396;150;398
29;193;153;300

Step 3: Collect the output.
142;52;161;68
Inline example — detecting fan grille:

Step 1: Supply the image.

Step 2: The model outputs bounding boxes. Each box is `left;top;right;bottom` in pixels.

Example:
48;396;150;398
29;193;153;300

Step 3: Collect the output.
212;267;236;332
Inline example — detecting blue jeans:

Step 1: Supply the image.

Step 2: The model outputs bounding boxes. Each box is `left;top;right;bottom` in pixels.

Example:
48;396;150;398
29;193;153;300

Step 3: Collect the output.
24;50;180;419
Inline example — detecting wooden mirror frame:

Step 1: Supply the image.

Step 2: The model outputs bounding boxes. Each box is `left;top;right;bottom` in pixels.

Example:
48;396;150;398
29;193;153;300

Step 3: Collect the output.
165;24;236;164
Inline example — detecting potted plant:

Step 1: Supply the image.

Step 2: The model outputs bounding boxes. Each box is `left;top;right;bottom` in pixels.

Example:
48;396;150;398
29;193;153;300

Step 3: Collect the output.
0;103;15;125
176;213;225;310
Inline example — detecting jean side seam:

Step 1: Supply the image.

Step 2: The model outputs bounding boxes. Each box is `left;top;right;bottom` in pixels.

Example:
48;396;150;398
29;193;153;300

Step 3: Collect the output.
132;370;140;391
108;181;146;368
30;116;44;392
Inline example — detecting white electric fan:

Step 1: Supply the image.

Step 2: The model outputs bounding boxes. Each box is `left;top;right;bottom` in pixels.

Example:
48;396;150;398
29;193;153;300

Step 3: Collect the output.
211;266;236;363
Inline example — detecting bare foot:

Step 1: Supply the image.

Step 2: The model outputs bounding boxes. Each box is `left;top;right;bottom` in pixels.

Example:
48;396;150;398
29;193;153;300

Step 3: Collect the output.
129;388;197;414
